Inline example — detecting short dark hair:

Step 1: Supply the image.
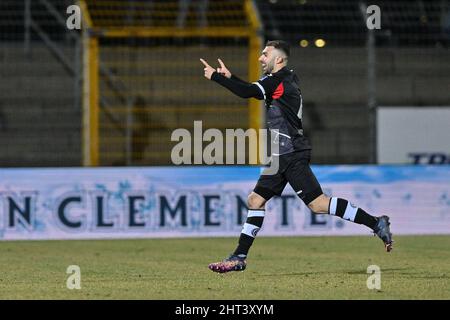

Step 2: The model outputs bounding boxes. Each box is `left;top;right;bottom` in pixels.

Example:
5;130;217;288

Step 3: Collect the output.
266;40;290;58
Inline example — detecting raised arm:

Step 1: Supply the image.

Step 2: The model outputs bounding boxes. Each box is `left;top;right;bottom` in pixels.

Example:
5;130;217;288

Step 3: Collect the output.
211;72;263;99
200;58;263;99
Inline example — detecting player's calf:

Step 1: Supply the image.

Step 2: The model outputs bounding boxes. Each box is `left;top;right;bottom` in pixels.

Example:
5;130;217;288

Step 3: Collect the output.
325;196;394;252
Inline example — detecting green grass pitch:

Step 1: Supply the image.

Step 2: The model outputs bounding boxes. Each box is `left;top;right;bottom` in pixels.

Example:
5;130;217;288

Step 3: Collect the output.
1;235;449;299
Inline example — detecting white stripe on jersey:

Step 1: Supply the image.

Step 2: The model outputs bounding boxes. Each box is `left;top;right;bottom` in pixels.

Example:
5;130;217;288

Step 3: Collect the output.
253;82;266;100
297;95;303;119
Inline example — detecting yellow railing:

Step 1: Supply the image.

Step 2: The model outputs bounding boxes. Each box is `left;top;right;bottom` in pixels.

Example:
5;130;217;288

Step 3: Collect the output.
80;0;262;166
80;0;99;166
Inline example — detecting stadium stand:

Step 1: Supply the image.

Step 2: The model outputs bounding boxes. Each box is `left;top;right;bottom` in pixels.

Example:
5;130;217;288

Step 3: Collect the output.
0;0;449;166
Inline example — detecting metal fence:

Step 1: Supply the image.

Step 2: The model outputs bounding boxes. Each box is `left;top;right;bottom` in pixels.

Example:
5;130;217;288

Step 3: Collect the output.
0;0;81;167
0;0;449;166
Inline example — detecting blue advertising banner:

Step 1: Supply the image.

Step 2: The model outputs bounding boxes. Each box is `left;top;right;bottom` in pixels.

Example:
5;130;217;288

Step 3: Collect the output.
1;166;449;240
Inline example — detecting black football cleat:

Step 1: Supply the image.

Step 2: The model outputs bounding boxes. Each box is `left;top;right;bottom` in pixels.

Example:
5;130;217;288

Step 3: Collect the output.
373;215;394;252
208;254;247;273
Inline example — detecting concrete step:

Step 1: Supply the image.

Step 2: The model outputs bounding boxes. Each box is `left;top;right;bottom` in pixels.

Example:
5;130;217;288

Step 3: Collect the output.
0;155;81;167
0;76;77;99
2;107;80;122
293;48;450;76
0;131;80;144
0;44;76;77
309;128;369;164
304;105;368;127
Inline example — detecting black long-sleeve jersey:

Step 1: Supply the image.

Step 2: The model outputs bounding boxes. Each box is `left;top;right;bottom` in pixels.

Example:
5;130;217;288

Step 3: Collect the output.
211;67;311;155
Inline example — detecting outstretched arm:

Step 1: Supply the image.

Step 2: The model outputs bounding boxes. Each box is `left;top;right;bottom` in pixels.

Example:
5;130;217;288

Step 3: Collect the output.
230;74;251;85
200;58;264;100
211;72;263;99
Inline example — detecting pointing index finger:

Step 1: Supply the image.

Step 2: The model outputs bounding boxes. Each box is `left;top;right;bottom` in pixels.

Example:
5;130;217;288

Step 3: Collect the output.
200;58;210;67
218;58;225;68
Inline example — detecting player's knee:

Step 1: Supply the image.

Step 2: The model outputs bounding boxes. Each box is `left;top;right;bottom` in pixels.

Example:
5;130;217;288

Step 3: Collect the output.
307;194;330;214
247;192;266;209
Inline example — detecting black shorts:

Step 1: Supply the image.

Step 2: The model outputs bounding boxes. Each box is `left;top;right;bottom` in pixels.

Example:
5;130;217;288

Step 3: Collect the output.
253;150;323;205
